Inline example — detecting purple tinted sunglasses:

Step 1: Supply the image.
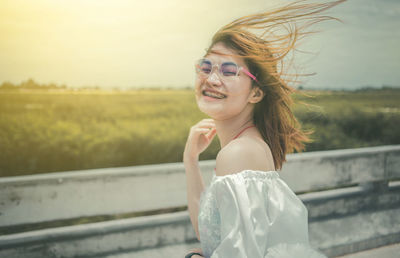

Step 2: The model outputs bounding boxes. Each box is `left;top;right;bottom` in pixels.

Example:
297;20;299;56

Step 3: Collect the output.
195;58;258;83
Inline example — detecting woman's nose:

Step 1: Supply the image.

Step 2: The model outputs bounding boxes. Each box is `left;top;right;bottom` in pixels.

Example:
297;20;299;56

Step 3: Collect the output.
206;71;222;86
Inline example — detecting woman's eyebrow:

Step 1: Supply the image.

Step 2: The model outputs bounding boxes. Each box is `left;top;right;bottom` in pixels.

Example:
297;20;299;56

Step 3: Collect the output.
222;61;236;65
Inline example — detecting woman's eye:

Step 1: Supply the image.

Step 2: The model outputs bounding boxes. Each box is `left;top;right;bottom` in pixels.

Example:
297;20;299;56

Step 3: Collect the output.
222;64;237;76
223;71;236;76
201;68;211;73
222;69;237;76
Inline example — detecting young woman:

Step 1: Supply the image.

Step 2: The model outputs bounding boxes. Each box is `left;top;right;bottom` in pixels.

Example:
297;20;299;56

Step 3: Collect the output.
183;1;344;257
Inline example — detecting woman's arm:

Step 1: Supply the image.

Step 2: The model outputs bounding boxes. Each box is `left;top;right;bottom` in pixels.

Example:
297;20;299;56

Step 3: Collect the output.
184;119;216;240
183;155;204;241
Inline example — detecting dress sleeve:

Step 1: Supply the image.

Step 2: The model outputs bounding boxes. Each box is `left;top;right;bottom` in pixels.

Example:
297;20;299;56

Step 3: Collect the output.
209;171;322;258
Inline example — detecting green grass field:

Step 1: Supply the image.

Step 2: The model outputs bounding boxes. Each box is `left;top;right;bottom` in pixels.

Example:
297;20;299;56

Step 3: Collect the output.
1;88;399;177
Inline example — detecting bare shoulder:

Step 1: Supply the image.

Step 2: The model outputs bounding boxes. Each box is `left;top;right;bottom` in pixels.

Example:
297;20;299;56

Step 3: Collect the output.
215;137;275;177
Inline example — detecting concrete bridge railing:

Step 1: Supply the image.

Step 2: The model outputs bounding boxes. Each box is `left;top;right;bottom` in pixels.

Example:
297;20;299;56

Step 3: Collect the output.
0;145;399;257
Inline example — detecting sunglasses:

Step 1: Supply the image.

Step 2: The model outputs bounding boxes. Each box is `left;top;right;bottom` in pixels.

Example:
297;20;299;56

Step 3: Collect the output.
195;58;258;83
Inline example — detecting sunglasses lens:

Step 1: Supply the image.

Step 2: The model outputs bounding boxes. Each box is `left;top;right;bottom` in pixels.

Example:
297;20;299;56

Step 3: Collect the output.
198;59;212;74
221;62;238;76
195;59;240;80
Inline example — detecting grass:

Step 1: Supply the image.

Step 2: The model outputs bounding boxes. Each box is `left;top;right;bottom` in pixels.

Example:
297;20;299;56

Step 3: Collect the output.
0;88;399;177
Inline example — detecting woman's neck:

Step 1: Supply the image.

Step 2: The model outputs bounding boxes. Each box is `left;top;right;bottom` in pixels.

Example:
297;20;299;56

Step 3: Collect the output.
215;115;254;148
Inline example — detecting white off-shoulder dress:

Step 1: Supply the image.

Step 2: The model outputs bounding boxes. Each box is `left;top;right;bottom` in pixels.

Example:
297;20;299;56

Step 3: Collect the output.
198;170;326;258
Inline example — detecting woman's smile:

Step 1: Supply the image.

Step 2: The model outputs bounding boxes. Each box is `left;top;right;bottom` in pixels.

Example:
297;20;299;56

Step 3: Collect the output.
202;88;227;100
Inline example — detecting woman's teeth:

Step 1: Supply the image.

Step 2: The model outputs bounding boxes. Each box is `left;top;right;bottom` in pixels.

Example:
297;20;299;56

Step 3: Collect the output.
202;90;226;99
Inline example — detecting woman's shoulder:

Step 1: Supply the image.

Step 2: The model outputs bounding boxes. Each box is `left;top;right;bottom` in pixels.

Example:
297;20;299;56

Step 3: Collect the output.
215;136;275;177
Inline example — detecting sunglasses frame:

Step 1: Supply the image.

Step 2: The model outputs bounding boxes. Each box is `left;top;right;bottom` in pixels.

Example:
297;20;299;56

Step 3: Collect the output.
195;58;258;83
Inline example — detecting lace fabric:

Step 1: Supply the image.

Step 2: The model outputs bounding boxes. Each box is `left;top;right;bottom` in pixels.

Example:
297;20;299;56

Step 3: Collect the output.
198;176;221;256
198;170;326;258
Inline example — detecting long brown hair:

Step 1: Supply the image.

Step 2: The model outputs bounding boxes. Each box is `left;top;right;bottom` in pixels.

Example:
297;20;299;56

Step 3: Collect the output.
206;0;345;170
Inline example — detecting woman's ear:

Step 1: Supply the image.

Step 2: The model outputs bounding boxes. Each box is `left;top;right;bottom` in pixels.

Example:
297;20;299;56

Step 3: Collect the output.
249;87;264;104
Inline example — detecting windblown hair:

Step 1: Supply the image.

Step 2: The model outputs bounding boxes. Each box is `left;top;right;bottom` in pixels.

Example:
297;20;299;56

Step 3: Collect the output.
206;0;345;170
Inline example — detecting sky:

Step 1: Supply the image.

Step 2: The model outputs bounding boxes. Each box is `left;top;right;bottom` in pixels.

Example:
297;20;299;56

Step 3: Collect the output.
0;0;399;90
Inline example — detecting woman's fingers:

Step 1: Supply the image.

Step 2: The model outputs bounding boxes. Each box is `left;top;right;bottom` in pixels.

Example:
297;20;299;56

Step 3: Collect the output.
195;128;211;133
193;121;215;129
197;118;215;125
184;119;217;159
187;248;203;254
188;249;202;253
190;119;215;136
206;128;217;140
193;127;217;140
195;123;215;129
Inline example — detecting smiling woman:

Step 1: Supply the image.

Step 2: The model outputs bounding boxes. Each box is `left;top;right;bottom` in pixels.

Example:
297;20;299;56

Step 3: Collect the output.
183;1;346;258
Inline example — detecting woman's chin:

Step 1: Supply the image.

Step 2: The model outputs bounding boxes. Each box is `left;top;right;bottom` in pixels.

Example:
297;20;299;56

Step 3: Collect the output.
196;100;224;118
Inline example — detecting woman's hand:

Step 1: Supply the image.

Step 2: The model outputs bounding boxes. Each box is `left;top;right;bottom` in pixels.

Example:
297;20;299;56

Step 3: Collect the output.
184;119;216;161
185;247;204;258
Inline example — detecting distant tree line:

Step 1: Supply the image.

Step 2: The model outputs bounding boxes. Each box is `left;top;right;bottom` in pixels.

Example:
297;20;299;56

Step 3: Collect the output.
0;79;189;91
0;79;68;91
2;79;399;92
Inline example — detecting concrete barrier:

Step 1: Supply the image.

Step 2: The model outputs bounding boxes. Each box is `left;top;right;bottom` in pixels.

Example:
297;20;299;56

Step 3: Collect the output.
0;145;399;257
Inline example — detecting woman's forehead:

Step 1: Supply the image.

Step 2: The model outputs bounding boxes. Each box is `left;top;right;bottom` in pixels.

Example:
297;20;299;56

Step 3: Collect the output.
205;43;246;66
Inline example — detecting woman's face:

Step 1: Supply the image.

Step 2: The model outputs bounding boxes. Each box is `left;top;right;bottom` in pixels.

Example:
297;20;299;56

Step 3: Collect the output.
195;42;256;120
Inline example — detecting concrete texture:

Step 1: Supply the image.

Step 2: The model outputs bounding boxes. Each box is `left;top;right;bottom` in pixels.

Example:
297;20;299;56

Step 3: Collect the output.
1;145;399;227
104;242;400;258
105;242;200;258
338;243;400;258
1;145;400;257
0;211;196;257
1;191;399;257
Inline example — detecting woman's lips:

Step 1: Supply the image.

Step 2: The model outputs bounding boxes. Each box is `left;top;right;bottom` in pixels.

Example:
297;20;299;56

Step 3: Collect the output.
202;89;227;99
